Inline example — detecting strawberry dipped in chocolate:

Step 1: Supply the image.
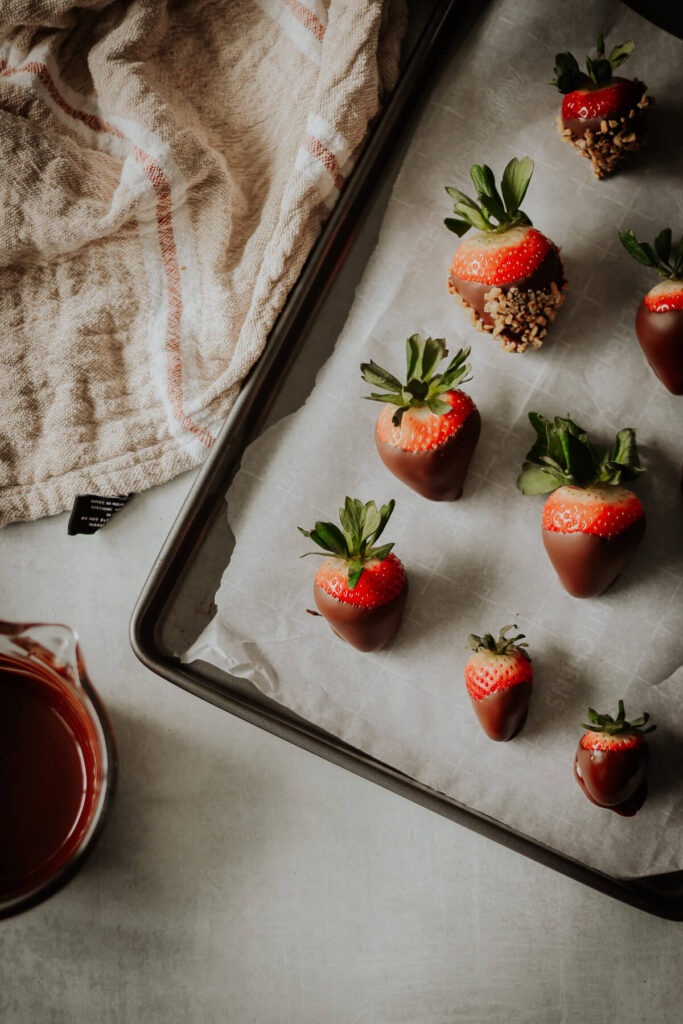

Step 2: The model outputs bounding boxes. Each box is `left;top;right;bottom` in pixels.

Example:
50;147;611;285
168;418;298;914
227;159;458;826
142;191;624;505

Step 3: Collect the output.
361;335;480;501
445;158;566;353
619;228;683;395
517;413;645;598
298;497;407;652
574;700;655;816
464;626;533;742
552;35;650;179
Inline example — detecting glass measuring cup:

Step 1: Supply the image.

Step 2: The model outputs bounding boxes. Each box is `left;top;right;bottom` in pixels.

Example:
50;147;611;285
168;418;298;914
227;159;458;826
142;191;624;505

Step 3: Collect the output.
0;621;117;918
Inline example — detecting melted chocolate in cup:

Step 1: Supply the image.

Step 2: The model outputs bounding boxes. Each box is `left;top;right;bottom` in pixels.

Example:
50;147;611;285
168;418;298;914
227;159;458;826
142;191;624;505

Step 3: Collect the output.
375;409;481;502
574;746;649;817
635;302;683;395
314;581;408;653
542;517;645;598
449;246;565;329
470;681;532;742
0;659;103;905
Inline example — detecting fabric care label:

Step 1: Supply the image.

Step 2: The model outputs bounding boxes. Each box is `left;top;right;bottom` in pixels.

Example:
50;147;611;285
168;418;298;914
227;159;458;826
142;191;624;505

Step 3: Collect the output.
67;495;133;535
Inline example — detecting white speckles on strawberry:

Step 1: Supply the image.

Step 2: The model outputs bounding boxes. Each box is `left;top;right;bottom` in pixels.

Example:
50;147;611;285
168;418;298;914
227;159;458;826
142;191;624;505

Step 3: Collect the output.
561;78;643;122
315;552;406;608
375;390;476;452
644;280;683;313
465;649;532;701
542;485;644;538
580;730;645;751
450;227;551;287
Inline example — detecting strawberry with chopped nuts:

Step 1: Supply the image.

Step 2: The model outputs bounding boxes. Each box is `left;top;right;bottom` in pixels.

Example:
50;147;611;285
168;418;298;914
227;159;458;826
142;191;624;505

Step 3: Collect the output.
517;413;645;598
552;34;650;179
464;625;533;742
574;700;655;816
361;335;480;501
298;497;407;652
619;227;683;394
445;158;566;353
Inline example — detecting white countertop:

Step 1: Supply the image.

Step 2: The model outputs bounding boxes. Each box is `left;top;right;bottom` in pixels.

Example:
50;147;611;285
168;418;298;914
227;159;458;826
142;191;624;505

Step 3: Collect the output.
1;475;682;1022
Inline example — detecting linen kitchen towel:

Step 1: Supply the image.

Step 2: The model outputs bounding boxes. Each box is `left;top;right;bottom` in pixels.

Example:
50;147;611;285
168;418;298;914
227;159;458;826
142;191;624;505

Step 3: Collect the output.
0;0;404;525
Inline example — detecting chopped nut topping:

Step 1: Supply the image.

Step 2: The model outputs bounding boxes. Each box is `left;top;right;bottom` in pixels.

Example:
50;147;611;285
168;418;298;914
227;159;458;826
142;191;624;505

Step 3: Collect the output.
447;266;567;354
556;87;651;178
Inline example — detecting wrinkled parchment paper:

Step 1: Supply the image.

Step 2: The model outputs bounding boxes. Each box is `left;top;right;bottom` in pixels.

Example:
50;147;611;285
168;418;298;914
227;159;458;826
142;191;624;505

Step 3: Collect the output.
187;0;683;878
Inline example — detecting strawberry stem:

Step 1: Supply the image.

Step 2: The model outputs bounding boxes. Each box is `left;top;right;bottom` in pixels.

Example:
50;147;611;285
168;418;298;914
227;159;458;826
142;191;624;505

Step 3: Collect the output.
466;624;531;661
444;158;534;237
517;413;643;495
361;335;472;427
581;699;656;735
551;35;635;93
298;497;396;589
619;228;683;281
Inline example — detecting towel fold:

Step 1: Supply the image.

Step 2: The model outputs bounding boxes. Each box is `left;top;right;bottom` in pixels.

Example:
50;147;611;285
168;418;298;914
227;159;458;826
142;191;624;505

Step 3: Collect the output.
0;0;405;525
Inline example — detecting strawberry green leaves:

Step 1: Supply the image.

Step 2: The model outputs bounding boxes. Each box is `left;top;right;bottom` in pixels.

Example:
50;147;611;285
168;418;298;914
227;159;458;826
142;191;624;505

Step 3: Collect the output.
607;39;635;72
444;157;534;237
466;624;531;660
591;35;636;84
582;699;656;735
552;35;635;93
517;413;643;494
501;157;534;219
619;228;683;281
302;521;347;557
406;333;445;382
298;497;396;589
360;361;404;396
551;51;582;94
361;335;472;426
598;429;643;486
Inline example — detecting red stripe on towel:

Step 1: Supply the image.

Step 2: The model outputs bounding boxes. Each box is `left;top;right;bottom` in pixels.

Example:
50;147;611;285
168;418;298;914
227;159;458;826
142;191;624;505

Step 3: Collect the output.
1;58;216;448
284;0;326;41
304;134;345;192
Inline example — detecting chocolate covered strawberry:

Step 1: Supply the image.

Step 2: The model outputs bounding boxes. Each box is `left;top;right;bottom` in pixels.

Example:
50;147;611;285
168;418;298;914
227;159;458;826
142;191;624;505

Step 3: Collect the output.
552;35;650;178
464;626;533;742
298;497;407;652
619;228;683;394
517;413;645;598
574;700;655;816
445;158;566;353
361;335;480;501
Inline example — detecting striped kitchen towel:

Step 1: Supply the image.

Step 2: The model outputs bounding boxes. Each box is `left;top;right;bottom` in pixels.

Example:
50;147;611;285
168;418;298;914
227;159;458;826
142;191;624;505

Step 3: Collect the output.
0;0;405;525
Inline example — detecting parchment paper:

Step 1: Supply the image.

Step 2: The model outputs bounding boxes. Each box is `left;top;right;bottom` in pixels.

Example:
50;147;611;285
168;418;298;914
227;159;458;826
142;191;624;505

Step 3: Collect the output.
187;0;683;878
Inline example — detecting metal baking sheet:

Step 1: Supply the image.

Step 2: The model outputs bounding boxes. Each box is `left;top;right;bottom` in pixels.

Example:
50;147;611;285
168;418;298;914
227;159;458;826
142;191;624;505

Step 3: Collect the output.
130;0;683;919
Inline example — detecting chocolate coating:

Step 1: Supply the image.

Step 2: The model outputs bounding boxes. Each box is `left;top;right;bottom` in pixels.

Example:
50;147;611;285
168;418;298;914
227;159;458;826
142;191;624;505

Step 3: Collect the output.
314;580;408;652
542;517;645;598
375;409;481;502
574;744;649;816
562;115;608;139
635;301;683;395
449;246;565;330
470;681;532;742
